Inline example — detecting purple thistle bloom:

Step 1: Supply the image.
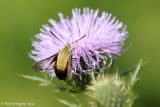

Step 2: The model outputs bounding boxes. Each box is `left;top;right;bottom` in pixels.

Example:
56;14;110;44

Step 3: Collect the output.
29;8;128;78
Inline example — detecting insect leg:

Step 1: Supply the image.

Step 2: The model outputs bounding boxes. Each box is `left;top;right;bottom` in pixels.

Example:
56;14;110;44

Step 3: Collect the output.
71;48;75;53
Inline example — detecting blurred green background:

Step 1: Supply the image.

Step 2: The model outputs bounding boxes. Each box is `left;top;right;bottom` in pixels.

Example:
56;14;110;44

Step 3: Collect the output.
0;0;160;107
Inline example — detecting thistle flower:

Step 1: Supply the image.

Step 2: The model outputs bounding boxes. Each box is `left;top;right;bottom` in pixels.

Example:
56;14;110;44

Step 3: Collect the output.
29;8;128;78
87;73;127;107
86;61;142;107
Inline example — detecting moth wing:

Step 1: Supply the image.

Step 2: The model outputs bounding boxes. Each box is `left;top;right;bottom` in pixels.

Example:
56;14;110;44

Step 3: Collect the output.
67;56;72;80
32;54;58;72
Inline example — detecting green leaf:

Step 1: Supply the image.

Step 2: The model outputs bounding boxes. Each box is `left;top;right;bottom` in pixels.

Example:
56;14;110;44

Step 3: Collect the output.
18;74;53;86
129;59;142;90
124;59;142;107
58;99;81;107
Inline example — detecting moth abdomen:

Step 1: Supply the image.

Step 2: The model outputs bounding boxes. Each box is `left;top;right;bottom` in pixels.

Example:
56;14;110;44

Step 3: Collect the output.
55;65;67;80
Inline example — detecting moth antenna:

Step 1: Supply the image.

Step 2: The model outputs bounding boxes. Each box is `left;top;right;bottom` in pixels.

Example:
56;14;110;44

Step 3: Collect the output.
50;31;65;45
70;34;86;45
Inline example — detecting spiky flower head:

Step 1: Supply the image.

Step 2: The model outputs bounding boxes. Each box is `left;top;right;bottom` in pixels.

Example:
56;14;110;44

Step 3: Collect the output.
87;73;127;107
29;8;128;77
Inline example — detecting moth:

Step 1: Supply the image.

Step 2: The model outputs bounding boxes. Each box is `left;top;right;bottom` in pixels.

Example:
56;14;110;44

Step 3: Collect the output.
32;31;85;80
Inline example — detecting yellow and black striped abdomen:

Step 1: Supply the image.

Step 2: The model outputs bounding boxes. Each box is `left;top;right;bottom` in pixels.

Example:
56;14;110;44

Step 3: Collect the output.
55;44;71;80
